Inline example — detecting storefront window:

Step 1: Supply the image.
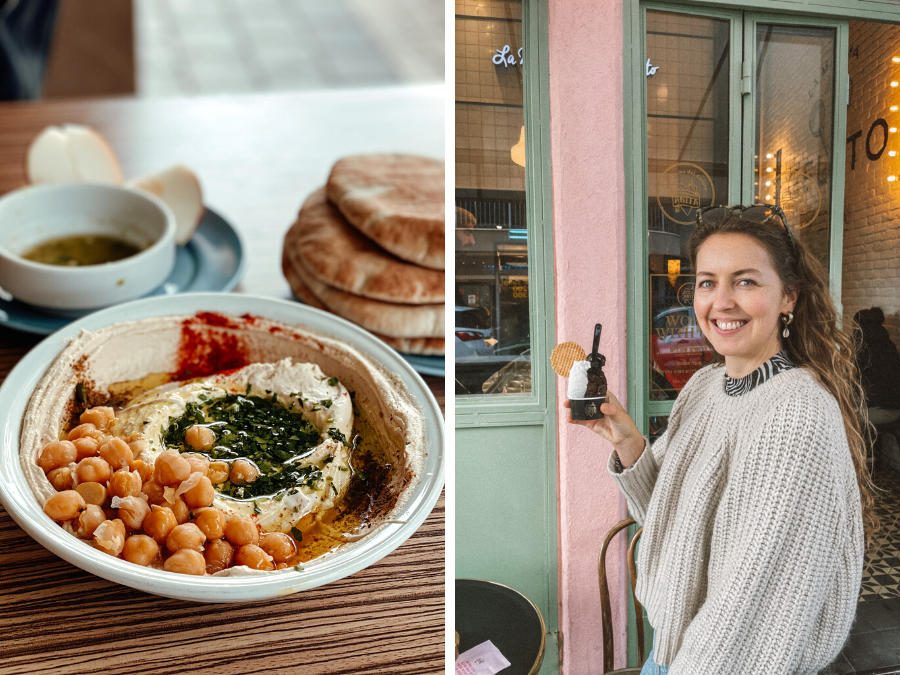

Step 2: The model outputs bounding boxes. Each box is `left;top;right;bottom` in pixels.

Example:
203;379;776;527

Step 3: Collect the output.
646;11;726;398
455;0;532;396
754;25;835;267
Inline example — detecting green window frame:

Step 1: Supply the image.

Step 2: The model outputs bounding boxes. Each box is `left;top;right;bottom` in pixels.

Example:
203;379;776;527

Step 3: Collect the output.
455;0;557;426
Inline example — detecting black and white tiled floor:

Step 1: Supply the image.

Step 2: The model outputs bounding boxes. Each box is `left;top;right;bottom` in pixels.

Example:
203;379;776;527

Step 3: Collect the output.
823;467;900;674
860;468;900;602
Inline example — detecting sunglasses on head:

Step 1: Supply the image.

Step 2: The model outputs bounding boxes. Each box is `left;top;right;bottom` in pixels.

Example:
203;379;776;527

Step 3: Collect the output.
696;204;796;251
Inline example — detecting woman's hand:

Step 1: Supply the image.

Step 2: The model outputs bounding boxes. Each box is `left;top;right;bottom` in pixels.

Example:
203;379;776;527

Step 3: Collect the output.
564;391;645;467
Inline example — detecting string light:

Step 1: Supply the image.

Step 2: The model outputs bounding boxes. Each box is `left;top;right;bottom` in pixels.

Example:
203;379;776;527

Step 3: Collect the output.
765;181;771;186
766;167;773;172
889;175;897;182
765;153;773;159
891;127;898;133
894;57;900;63
891;151;898;157
893;106;899;111
765;194;772;200
892;81;899;87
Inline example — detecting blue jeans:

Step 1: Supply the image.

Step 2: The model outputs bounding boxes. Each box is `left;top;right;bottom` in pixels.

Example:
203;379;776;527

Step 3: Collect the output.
639;635;669;675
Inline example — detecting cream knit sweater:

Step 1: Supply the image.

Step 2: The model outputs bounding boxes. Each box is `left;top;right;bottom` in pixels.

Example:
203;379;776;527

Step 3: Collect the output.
608;364;864;674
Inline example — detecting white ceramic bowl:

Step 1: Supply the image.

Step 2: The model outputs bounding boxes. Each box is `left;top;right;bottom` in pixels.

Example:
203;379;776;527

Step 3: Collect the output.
0;293;444;602
0;183;176;312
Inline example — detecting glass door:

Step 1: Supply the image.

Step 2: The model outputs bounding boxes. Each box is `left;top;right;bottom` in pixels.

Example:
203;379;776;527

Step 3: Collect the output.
636;6;847;439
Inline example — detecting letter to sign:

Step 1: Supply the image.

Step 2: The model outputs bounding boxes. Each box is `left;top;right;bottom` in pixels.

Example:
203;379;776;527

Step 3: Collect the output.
493;45;523;67
646;59;659;76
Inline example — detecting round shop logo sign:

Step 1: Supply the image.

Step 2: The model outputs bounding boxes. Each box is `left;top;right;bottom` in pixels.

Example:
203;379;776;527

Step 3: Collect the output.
677;282;695;307
658;163;715;225
779;171;821;229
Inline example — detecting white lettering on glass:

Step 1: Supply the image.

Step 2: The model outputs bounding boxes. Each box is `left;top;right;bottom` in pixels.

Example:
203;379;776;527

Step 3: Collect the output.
646;59;659;76
492;45;524;67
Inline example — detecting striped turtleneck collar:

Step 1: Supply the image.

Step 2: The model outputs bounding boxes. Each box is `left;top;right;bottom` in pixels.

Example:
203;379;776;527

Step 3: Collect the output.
723;350;795;397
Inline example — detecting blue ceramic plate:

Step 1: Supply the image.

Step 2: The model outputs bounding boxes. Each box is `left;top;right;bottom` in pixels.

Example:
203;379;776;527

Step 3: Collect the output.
0;208;245;335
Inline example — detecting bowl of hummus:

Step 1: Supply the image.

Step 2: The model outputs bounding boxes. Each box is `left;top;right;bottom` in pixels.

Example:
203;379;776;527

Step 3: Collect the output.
0;293;443;602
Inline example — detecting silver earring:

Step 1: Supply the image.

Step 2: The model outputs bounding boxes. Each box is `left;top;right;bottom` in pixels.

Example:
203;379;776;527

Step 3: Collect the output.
782;311;794;338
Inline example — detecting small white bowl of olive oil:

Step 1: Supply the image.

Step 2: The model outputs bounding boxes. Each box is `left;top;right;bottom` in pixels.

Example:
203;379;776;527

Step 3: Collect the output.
0;183;176;313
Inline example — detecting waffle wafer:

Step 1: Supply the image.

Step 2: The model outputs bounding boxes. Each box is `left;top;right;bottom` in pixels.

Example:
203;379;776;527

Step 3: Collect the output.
551;341;586;377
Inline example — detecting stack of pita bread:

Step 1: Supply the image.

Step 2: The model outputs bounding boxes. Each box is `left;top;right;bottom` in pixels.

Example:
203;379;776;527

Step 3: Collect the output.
282;154;445;356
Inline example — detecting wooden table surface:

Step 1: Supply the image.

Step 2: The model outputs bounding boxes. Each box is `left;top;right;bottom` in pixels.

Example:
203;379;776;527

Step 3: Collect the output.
0;87;445;674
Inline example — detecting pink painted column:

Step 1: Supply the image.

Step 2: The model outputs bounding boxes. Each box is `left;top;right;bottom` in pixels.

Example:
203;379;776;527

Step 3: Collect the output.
547;0;630;672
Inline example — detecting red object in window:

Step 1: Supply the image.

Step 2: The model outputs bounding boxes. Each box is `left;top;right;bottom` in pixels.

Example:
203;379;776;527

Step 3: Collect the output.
455;330;484;342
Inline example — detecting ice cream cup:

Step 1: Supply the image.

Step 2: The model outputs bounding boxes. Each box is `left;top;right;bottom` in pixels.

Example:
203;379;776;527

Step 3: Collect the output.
570;396;605;420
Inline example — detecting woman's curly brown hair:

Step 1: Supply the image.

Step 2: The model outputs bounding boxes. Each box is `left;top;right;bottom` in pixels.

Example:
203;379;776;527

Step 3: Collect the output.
688;214;879;548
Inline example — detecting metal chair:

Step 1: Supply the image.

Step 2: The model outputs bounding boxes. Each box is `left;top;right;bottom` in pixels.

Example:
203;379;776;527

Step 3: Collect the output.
598;517;645;674
455;578;546;675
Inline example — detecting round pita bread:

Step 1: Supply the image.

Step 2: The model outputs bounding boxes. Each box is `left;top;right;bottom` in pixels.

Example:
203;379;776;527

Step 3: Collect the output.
282;256;444;355
326;154;444;270
285;188;443;305
281;253;443;339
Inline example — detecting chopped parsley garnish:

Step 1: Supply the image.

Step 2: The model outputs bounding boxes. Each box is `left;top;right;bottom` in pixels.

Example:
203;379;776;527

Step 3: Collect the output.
75;382;88;406
328;427;347;445
328;377;339;386
319;399;332;409
162;393;323;499
291;527;304;542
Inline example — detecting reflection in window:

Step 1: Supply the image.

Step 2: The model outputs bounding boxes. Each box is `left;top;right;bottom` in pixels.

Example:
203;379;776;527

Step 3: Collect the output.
645;11;728;398
455;1;532;397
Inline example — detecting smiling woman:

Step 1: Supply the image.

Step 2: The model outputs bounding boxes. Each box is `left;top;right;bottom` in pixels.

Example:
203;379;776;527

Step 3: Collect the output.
569;206;876;673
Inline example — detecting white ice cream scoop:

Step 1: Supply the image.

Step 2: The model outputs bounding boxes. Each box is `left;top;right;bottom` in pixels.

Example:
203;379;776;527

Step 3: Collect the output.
568;360;591;399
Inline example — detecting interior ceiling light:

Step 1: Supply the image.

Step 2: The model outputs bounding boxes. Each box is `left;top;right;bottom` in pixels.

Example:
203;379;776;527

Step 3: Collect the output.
511;126;526;167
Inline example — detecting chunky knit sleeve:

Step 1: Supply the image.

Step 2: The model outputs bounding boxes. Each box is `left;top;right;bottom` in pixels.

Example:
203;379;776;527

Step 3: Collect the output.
607;367;710;525
666;389;860;674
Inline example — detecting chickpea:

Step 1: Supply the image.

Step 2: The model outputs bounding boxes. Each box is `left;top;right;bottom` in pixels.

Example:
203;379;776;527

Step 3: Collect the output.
259;532;297;563
108;469;142;498
47;467;74;492
153;450;191;486
141;480;166;505
73;436;100;460
170;497;190;524
117;496;151;531
76;481;108;505
37;440;77;473
67;423;103;442
98;438;133;471
204;538;234;574
235;544;275;571
123;535;159;566
94;519;126;556
230;459;259;486
75;456;112;484
43;490;85;521
183;453;210;476
80;406;115;431
183;476;215;509
194;508;227;540
130;459;153;484
275;562;289;570
166;522;206;553
74;504;106;538
185;425;216;452
128;438;150;457
224;516;259;547
103;506;118;521
164;549;205;576
142;505;177;544
207;461;229;485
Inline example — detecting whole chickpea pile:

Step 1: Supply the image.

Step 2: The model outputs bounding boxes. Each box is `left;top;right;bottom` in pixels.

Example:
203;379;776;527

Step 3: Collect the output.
38;406;300;575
